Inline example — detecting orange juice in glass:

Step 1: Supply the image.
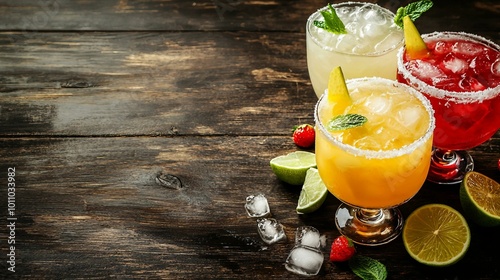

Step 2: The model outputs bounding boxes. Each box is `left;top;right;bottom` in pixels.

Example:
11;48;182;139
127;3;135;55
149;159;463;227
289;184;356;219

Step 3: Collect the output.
315;77;435;245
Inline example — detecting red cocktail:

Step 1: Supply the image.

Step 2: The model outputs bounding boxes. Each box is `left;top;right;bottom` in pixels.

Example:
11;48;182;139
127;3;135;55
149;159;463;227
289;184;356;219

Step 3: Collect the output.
397;32;500;184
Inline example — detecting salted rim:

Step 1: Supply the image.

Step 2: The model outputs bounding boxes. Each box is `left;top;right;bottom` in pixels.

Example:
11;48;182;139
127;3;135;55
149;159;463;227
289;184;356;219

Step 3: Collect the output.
397;31;500;103
314;77;435;159
306;1;404;57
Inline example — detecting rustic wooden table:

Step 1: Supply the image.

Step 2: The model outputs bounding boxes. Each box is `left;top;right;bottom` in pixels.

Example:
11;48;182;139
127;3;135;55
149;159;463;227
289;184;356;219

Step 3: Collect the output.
0;0;499;279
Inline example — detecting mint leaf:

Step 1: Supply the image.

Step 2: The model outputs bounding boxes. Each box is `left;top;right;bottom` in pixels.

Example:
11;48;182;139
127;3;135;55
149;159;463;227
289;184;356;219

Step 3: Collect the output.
327;114;367;131
313;20;327;30
313;4;347;34
349;255;387;280
394;0;434;28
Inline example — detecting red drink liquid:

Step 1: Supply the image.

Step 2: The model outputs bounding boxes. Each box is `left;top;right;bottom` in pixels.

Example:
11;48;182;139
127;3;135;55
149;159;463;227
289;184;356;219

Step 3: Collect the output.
397;32;500;150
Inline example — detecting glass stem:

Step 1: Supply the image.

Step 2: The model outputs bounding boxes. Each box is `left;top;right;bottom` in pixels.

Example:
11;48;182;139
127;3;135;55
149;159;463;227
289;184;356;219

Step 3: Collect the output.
356;208;384;224
427;148;474;184
433;149;458;166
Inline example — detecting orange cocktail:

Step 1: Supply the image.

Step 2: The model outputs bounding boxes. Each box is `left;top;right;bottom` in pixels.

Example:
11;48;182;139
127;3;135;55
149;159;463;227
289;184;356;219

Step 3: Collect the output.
314;76;435;245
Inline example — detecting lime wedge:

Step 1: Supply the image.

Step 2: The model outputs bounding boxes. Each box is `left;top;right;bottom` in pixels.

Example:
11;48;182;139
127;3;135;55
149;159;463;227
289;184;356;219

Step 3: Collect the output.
460;171;500;227
327;66;351;116
296;168;328;214
403;15;429;59
270;151;316;185
403;204;470;267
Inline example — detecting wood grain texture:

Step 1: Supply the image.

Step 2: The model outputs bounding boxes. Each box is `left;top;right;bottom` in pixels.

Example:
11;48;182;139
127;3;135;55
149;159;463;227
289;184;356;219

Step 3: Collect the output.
0;0;498;35
0;31;314;136
0;0;499;279
0;137;498;279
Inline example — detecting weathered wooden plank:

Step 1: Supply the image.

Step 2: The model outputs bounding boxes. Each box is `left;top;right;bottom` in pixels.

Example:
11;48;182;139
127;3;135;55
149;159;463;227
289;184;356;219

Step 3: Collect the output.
0;0;323;32
0;136;498;279
0;0;498;35
0;31;316;136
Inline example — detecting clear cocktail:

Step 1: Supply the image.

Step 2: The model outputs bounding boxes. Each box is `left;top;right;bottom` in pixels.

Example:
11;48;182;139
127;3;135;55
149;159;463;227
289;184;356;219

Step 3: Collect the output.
315;76;435;245
397;32;500;184
307;2;404;98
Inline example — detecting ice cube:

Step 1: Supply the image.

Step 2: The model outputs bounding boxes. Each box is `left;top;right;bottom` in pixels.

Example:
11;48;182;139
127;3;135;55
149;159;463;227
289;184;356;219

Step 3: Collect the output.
335;34;358;53
361;23;385;39
353;136;382;151
406;60;445;82
433;41;450;55
442;54;468;74
374;31;403;53
364;94;392;115
345;21;360;34
362;8;387;25
295;226;321;248
396;105;423;130
256;218;286;244
245;194;270;218
285;245;324;276
337;6;351;16
491;58;500;76
452;41;483;56
459;76;487;91
346;5;361;20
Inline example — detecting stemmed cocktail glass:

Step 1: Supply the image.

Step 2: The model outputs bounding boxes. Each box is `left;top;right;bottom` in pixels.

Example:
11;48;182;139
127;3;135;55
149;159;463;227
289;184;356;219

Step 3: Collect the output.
315;76;435;246
397;32;500;184
306;2;403;98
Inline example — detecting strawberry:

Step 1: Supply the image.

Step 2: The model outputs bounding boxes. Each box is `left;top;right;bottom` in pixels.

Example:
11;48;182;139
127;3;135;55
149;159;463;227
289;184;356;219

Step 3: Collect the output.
329;236;356;262
292;124;315;148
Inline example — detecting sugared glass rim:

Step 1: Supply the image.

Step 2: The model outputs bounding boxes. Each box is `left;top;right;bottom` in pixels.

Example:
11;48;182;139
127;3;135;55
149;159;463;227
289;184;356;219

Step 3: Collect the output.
314;77;435;159
397;31;500;103
306;2;404;57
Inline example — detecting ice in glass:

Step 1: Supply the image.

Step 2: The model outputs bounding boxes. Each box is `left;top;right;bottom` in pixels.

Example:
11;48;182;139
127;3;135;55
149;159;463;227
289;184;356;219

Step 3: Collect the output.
397;32;500;183
307;2;404;98
315;77;435;245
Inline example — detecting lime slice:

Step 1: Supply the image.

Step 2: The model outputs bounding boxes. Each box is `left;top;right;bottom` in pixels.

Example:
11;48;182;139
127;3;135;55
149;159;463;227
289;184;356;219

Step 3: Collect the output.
296;168;328;214
460;171;500;227
270;151;316;185
327;66;351;116
403;204;470;267
403;15;429;59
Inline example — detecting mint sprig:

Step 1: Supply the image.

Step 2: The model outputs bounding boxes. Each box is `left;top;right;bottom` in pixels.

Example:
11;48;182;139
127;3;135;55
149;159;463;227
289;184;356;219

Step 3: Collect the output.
394;0;434;28
313;4;347;34
349;255;387;280
327;114;367;131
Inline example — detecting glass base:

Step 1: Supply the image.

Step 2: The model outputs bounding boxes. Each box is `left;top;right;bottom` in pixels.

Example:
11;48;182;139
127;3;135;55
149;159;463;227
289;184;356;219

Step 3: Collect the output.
335;204;403;246
427;148;474;185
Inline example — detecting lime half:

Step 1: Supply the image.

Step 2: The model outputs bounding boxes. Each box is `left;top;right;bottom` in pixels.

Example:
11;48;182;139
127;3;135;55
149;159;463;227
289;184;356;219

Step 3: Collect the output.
460;171;500;227
403;204;470;267
296;168;328;214
270;151;316;185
